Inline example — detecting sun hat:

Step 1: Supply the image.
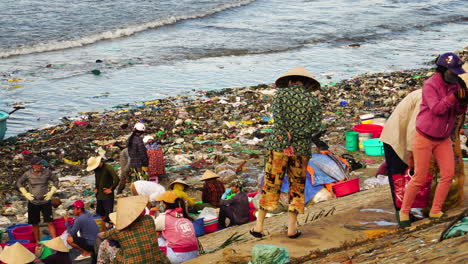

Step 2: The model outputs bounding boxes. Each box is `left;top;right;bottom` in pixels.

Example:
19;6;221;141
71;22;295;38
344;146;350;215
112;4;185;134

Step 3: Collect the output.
115;195;148;230
275;66;321;90
86;156;102;171
169;179;189;189
436;53;465;74
200;170;219;181
143;135;154;144
30;156;42;165
0;242;36;264
459;63;468;85
155;191;179;204
43;237;69;253
134;122;146;132
72;200;85;209
108;212;117;224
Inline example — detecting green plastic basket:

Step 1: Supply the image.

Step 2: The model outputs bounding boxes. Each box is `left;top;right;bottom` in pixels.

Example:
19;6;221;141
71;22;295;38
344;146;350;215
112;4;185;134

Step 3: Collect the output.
362;138;384;156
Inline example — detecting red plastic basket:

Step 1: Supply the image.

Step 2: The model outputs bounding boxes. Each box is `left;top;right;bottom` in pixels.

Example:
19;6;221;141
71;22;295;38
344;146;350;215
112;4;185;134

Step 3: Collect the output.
352;124;383;138
12;226;35;243
203;218;218;234
333;178;360;197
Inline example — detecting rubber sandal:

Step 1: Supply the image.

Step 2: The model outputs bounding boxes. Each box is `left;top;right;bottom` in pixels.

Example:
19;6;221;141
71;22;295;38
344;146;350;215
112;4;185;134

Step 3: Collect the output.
288;230;302;239
429;212;447;220
74;254;91;261
396;211;411;228
249;229;265;238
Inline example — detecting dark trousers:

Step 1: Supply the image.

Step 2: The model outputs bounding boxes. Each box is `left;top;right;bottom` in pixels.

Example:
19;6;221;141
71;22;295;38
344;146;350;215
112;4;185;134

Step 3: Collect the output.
218;205;235;229
383;143;409;210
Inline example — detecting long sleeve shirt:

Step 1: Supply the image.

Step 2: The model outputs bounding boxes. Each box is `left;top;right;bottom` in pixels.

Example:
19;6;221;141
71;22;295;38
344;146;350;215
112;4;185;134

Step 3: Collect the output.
219;191;250;225
65;212;99;246
102;216;170;264
127;135;148;168
380;89;422;163
416;72;467;139
17;168;59;205
202;179;225;207
95;163;119;200
267;84;322;156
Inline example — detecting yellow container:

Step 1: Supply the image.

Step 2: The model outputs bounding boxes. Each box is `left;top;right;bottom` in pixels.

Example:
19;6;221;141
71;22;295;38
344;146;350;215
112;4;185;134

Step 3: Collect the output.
360;114;374;124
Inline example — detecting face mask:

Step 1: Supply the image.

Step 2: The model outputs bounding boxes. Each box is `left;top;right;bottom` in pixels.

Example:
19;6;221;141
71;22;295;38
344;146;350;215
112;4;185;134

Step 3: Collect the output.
443;71;458;84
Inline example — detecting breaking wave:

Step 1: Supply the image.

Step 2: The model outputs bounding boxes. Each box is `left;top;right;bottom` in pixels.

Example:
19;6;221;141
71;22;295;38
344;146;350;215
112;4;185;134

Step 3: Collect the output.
0;0;256;59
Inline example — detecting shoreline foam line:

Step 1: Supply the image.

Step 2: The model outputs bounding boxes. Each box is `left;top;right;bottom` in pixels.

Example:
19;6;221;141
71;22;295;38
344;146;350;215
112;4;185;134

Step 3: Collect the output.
0;0;257;59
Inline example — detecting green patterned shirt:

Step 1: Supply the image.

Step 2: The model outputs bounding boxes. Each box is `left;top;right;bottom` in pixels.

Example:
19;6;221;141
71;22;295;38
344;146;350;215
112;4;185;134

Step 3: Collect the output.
266;84;322;156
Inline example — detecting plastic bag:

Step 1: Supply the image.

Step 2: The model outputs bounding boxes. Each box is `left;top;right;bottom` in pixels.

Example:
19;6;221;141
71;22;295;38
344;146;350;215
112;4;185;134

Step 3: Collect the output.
310;154;347;181
250;244;290;264
198;207;217;221
393;169;432;208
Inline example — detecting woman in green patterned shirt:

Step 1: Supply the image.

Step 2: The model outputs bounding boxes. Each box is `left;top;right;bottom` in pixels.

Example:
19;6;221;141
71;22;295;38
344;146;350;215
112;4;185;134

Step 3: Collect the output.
251;66;322;239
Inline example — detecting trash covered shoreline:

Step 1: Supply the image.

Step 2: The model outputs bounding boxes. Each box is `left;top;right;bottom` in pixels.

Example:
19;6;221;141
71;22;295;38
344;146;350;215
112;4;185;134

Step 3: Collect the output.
0;47;466;226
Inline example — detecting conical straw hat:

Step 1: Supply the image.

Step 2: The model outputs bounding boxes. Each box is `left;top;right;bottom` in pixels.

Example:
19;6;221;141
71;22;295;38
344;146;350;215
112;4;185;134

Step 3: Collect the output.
43;237;69;252
169;179;189;189
275;66;320;90
200;170;219;181
0;242;36;264
460;63;468;86
116;195;148;230
108;212;117;224
86;156;102;171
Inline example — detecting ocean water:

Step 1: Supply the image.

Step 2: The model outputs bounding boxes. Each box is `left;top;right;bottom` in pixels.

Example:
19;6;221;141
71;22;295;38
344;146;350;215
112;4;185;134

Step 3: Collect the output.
0;0;467;137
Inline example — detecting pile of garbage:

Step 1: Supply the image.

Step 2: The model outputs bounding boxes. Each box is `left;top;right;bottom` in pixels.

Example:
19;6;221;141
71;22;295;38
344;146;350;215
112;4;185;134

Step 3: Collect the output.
0;47;466;226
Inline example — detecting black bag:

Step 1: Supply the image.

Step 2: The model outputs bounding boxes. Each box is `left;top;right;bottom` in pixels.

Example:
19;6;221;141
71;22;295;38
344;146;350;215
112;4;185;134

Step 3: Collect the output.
341;154;364;171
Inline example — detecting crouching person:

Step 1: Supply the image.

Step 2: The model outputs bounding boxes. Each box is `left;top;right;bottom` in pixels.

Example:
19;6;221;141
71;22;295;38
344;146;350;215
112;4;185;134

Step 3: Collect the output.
155;191;199;264
98;196;170;264
218;178;250;229
65;200;99;261
41;237;72;264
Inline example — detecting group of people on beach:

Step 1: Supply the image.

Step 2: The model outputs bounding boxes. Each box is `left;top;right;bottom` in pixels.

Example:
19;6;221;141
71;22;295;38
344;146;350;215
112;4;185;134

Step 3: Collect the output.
3;52;467;263
380;52;467;227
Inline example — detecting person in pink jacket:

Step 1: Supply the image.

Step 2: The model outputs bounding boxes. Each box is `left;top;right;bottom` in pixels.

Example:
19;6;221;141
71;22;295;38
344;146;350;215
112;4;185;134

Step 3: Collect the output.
399;52;466;227
155;191;198;264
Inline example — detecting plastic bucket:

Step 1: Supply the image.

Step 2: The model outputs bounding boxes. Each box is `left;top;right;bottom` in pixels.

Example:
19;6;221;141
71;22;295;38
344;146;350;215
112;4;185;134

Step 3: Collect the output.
358;133;372;152
352;124;383;138
333;178;360;197
192;218;205;237
203;218;218;234
93;214;104;232
12;226;35;243
360;113;374;124
363;138;384;156
0;111;8;141
345;131;359;151
6;224;31;241
21;242;37;253
53;217;74;236
6;240;30;245
39;236;53;259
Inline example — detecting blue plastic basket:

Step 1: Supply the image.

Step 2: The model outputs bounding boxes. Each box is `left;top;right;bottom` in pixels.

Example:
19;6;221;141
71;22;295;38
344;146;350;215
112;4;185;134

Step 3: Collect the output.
192;218;205;237
6;224;31;240
0;111;8;141
6;239;30;245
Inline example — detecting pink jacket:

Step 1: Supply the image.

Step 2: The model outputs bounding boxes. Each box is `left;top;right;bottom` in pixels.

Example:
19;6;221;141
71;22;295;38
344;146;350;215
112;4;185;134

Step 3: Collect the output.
156;209;198;252
416;72;466;139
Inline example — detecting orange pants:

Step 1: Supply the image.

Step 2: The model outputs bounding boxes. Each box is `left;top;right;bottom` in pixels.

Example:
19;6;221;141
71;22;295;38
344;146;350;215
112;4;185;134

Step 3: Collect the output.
401;131;454;214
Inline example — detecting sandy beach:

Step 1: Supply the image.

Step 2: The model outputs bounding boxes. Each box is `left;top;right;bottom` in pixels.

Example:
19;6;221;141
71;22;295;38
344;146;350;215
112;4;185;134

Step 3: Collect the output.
0;47;466;263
